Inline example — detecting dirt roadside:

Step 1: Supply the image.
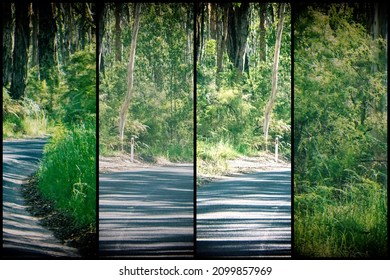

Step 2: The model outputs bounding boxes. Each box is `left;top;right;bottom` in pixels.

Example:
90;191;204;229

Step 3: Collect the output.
99;153;192;173
198;152;291;185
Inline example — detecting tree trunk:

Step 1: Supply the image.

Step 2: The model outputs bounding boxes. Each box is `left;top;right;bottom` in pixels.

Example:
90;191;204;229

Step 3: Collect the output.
2;2;13;87
38;3;57;85
185;6;192;64
195;4;201;63
115;2;123;62
199;3;205;63
98;3;106;75
210;3;217;40
65;4;75;55
259;3;267;62
263;3;286;151
222;4;229;57
227;3;250;74
31;3;39;69
119;3;141;151
216;6;223;74
10;2;30;100
56;3;67;66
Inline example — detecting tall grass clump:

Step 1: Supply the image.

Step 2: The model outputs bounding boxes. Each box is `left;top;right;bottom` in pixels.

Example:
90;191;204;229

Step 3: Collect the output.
138;143;193;163
37;121;96;228
197;140;239;177
2;89;49;138
295;181;387;257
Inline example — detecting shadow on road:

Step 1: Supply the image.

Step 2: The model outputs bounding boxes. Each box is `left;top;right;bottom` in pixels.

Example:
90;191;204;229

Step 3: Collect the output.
197;170;291;258
99;166;194;258
3;138;79;258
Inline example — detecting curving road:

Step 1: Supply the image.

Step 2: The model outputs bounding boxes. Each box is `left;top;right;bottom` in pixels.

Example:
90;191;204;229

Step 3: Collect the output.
99;164;194;258
197;169;291;258
2;138;80;258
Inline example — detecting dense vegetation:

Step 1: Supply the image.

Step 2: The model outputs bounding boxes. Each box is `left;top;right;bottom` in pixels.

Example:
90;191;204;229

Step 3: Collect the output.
294;4;387;257
2;3;96;252
197;3;291;177
99;3;193;162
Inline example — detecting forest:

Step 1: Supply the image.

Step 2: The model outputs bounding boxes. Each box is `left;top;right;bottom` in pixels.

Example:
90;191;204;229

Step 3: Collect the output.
294;3;387;257
99;3;193;162
196;3;291;177
2;3;96;255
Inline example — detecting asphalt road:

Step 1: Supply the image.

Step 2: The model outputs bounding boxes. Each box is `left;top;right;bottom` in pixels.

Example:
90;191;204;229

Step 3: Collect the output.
99;164;194;258
2;138;80;258
197;169;291;258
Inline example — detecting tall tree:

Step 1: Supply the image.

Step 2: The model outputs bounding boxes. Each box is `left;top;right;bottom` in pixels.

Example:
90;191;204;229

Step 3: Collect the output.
259;3;267;62
227;3;250;74
31;3;39;69
10;2;30;99
114;2;123;62
37;3;57;85
263;3;286;150
2;2;13;87
98;3;106;75
119;3;142;150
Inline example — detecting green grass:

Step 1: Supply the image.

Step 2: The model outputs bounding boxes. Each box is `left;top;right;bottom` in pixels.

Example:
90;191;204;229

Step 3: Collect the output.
3;89;49;138
295;181;387;257
139;143;193;163
37;121;96;228
3;116;48;139
100;137;193;163
197;140;239;177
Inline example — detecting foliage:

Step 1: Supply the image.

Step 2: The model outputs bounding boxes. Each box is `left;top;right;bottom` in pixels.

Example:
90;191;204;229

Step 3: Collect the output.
61;47;96;123
197;140;239;177
197;3;291;175
3;88;48;138
295;183;387;257
294;5;387;257
37;121;96;228
100;3;193;162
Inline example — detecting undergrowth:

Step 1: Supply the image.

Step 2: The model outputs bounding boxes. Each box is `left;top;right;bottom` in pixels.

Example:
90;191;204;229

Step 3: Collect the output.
197;140;240;178
3;89;49;138
37;121;96;229
295;181;387;257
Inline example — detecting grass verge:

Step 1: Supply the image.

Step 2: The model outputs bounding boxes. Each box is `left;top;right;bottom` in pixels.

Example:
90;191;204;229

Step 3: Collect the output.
22;174;96;257
294;181;387;257
197;140;240;185
31;122;96;256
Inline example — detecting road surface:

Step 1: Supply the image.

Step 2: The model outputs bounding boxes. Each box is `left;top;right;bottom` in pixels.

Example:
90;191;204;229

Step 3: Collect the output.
3;138;80;258
99;164;194;258
197;169;291;258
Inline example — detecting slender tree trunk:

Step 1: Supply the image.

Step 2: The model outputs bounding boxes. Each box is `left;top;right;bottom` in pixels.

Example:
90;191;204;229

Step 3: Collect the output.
185;6;192;64
2;2;14;87
10;2;30;100
216;7;223;74
199;3;205;63
38;3;57;84
119;3;141;151
263;3;286;150
195;4;201;63
210;3;217;40
31;3;39;69
259;3;267;62
115;2;123;62
56;3;67;66
37;2;57;112
65;4;74;55
98;3;106;75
